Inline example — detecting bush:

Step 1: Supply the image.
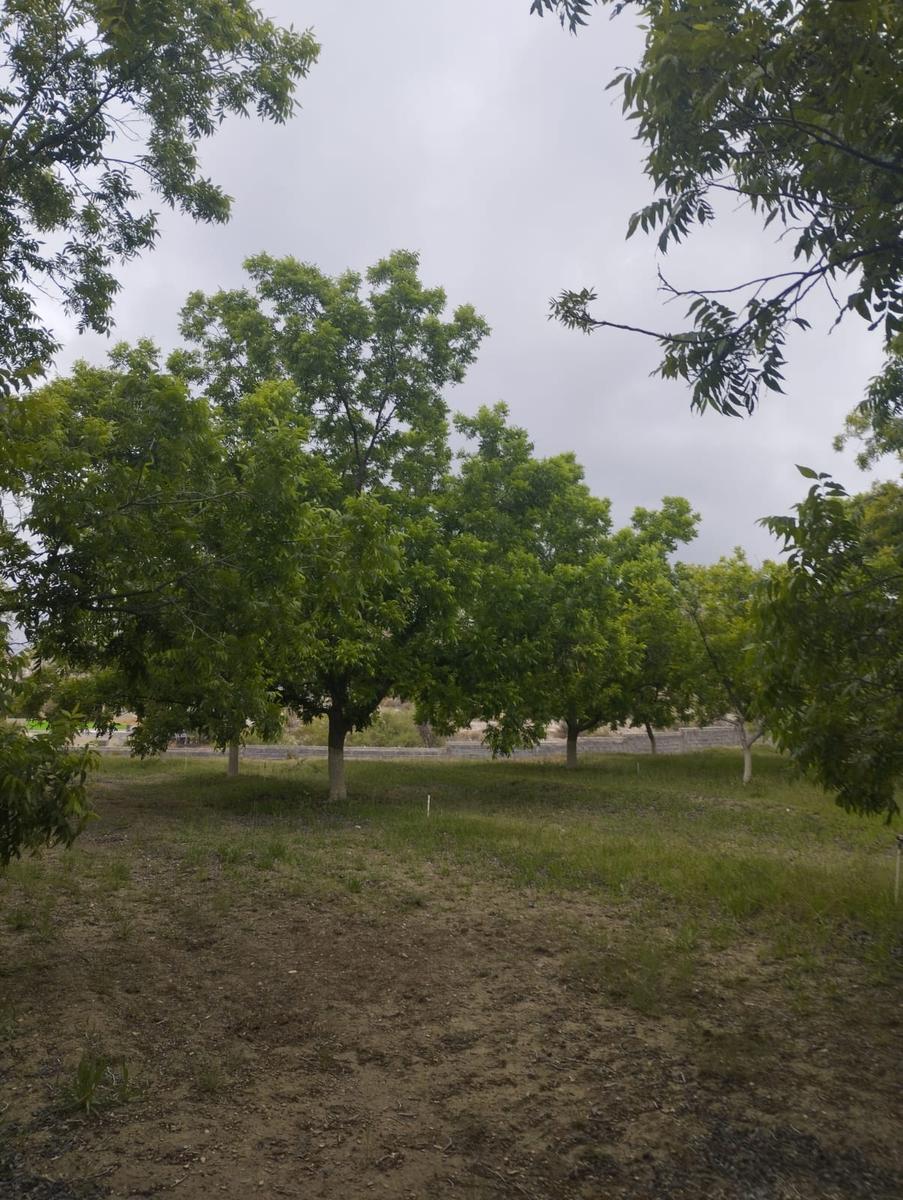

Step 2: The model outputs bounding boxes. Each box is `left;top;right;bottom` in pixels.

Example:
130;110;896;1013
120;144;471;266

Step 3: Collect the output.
0;716;97;867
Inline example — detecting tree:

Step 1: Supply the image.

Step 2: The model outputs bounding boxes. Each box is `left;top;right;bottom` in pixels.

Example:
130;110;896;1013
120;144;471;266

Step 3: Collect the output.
5;342;315;775
610;498;699;752
533;1;903;418
422;411;697;768
175;251;488;799
0;617;96;867
0;2;318;862
537;497;699;766
616;547;700;753
542;558;633;767
758;474;902;818
678;551;769;783
418;404;624;763
0;0;318;396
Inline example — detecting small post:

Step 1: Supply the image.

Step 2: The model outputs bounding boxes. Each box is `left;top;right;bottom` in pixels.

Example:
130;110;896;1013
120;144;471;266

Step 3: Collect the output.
427;793;431;817
895;834;903;904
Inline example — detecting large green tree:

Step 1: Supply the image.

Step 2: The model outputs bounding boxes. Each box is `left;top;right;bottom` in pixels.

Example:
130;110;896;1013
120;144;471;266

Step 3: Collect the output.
541;557;632;768
533;1;903;418
175;251;488;799
422;410;700;767
0;0;318;396
421;404;623;761
0;1;318;861
759;474;902;818
539;498;700;767
5;342;315;775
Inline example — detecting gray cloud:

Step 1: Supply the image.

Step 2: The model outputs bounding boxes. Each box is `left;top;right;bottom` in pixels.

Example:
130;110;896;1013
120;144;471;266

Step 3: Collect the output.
57;0;887;562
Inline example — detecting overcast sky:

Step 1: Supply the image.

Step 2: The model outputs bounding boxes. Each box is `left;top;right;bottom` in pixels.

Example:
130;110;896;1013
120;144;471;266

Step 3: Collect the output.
55;0;888;563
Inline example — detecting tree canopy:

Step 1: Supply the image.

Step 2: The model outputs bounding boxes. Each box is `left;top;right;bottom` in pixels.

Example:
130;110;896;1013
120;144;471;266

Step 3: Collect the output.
421;407;703;765
4;342;315;770
0;0;318;395
0;1;318;860
420;404;616;756
174;250;488;798
759;475;903;818
533;0;903;419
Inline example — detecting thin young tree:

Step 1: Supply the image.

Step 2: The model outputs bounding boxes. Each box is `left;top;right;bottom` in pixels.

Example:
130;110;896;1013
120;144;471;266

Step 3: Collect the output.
678;551;769;784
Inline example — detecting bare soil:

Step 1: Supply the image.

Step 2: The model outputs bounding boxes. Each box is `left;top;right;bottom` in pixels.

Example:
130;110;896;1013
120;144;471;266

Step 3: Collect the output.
1;781;901;1199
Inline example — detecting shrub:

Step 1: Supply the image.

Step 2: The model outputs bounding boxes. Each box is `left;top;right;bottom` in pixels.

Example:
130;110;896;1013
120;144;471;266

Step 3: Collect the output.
1;715;97;867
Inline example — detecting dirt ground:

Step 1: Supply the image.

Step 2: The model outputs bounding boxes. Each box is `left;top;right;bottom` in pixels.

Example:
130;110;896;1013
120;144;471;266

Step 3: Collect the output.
1;781;901;1199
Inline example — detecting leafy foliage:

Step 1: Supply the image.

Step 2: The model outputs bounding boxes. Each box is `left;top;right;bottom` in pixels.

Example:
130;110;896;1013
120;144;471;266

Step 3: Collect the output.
540;497;700;763
420;404;617;755
423;407;701;764
0;611;96;867
536;0;903;416
0;1;318;858
174;251;488;797
678;551;769;781
5;342;313;756
0;0;318;394
530;0;599;33
0;711;96;867
613;500;701;746
759;475;903;818
834;346;903;468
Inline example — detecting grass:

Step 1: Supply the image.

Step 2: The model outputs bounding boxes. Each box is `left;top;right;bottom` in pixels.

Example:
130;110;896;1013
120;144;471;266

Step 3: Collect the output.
1;747;900;1197
73;748;901;993
2;748;900;1016
563;923;701;1016
60;1044;136;1117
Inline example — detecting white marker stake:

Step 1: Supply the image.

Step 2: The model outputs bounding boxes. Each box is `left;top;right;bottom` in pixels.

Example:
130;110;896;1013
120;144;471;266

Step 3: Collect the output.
427;793;431;817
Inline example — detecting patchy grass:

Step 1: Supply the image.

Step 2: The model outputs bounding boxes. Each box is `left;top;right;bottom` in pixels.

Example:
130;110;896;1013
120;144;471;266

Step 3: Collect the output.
59;1043;136;1118
91;749;898;981
0;748;900;1199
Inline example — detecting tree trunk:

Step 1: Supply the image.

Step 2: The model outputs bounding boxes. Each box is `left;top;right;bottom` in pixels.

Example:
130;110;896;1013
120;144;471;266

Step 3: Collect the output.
327;709;347;801
738;721;752;784
566;722;579;769
227;740;240;778
644;721;657;754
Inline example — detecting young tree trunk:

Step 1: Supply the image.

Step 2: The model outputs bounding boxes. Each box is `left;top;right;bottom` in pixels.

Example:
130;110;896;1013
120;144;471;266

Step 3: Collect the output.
565;722;579;769
327;709;347;801
644;721;657;754
742;743;753;785
227;740;240;778
738;721;752;784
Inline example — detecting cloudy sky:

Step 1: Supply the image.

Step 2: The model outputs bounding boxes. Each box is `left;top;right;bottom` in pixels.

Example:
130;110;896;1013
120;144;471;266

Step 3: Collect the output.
57;0;887;562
